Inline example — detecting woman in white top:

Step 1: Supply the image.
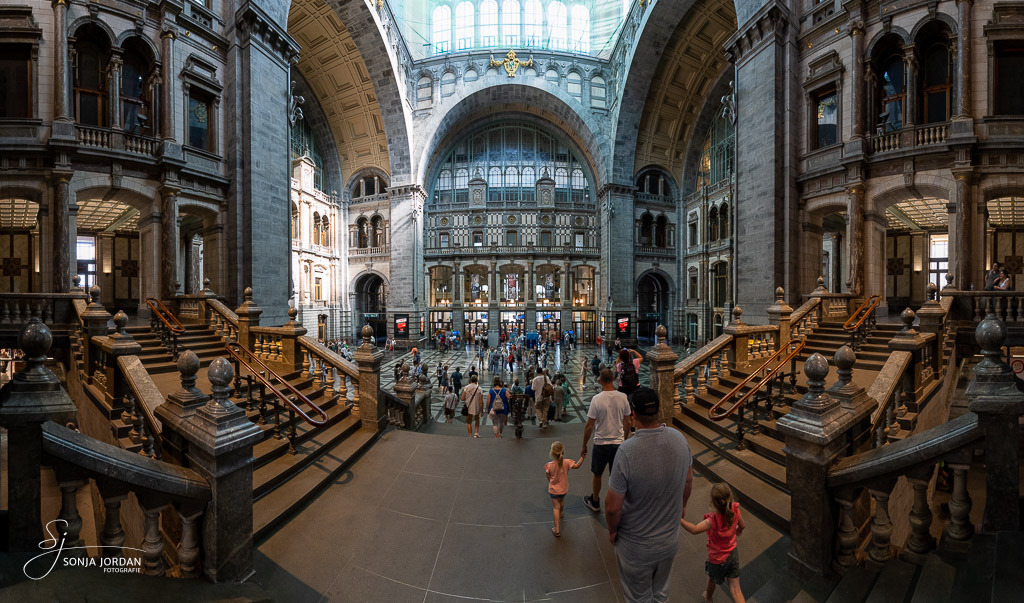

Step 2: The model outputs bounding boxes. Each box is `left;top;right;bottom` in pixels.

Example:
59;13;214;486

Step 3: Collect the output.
461;374;484;438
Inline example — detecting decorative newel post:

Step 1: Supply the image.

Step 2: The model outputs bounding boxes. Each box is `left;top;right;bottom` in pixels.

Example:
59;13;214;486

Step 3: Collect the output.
98;311;143;408
183;357;262;582
966;314;1023;532
0;318;78;551
82;284;112;384
766;287;793;349
354;324;384;430
829;345;875;452
916;282;947;376
724;306;749;368
155;349;209;465
776;353;850;577
235;287;262;351
889;308;934;402
646;325;679;424
279;307;307;374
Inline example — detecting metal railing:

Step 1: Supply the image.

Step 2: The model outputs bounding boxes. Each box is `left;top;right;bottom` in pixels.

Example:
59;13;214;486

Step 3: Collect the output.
707;338;806;449
147;297;186;359
843;295;880;351
224;341;328;453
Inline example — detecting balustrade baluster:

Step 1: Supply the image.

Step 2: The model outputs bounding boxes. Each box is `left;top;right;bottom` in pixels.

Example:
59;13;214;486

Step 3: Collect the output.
973;298;982;321
273;393;282;439
57;480;85;550
735;403;746;449
141;502;167;575
834;489;860;570
887;387;901;439
127;393;140;442
177;508;202;578
302;350;311;379
255;335;264;358
709;354;720;387
337;369;347;401
100;493;127;556
1;301;10;323
719;349;730;379
697;363;707;396
868;483;896;563
906;467;937;556
684;371;695;405
944;465;974;543
245;375;254;411
257;374;267;424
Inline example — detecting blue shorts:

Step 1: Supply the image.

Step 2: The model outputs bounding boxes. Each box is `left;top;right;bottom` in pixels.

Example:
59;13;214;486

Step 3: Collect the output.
549;493;566;500
591;444;619;475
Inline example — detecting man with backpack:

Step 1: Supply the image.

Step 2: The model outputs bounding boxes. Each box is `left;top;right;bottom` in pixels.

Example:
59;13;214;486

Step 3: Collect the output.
532;368;553;429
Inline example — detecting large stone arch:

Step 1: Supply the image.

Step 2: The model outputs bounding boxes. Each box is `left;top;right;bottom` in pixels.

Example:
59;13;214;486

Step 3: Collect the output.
317;0;414;184
415;85;607;189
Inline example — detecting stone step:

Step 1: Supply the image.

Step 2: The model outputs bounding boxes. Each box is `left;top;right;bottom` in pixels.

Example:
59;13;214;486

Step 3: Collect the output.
672;416;790;534
253;425;381;542
249;395;347;471
863;558;917;603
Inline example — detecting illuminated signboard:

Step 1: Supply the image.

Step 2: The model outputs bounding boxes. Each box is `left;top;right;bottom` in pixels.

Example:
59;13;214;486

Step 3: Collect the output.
615;314;631;336
394;314;409;338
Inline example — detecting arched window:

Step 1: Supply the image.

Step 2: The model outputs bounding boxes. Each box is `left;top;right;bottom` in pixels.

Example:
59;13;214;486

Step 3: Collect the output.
922;43;952;123
591;75;606;109
712;263;728;308
696;112;735;191
708;207;719;241
879;55;906;132
502;0;520;46
312;212;322;246
567;71;582;99
554;167;569;189
357;217;369;248
719;203;729;239
655;215;667;247
570;5;590;53
570;168;585;189
455;2;475;50
504;166;519;188
72;28;109;126
417;76;432;109
548;2;568;50
433;5;452;53
120;40;154;136
640;214;654;245
320;216;330;247
371;216;384;247
291;203;299;240
441;71;456;97
480;0;498;46
524;0;543;46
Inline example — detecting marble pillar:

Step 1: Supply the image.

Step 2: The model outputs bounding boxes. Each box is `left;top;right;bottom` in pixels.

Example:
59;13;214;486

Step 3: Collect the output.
903;46;918;127
955;0;972;118
850;22;866;138
846;185;865;296
953;172;973;290
52;0;70;123
160;192;178;299
160;28;175;141
52;177;71;292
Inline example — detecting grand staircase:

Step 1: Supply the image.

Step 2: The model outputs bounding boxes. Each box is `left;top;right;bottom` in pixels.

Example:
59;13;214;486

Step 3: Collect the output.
798;323;902;371
128;324;223;374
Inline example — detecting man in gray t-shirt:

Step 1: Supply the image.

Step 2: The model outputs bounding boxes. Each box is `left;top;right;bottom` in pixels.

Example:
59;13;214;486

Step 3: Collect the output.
606;387;693;603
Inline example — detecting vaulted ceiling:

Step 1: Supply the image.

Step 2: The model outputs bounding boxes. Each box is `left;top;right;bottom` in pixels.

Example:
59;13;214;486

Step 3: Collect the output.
633;0;735;177
288;0;390;179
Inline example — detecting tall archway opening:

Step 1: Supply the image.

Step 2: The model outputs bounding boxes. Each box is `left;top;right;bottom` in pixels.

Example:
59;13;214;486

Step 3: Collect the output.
355;273;387;344
636;272;670;344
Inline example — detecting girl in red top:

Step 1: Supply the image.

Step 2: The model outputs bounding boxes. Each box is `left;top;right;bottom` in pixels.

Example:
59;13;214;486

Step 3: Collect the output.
681;483;746;603
544;441;584;538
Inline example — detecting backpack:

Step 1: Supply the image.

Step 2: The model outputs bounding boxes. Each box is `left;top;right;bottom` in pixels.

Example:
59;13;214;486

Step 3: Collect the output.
491;389;505;411
542;381;554;398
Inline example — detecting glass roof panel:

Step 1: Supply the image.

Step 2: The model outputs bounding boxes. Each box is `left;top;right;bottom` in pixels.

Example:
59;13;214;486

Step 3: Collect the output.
885;198;948;231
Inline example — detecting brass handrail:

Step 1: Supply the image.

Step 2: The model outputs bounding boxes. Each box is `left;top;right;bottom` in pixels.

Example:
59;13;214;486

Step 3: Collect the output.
708;338;806;421
146;297;186;335
224;341;328;426
843;295;881;332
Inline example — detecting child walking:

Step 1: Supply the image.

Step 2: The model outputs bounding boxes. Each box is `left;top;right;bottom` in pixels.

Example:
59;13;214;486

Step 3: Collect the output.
681;483;746;603
544;441;584;538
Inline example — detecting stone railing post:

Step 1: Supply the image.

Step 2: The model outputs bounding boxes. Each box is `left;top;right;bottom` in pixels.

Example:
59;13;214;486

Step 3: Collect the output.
354;324;384;430
98;311;143;411
197;278;217;322
278;307;307;374
888;308;935;402
0;318;78;551
829;345;875;454
82;285;112;384
234;287;261;351
724;307;749;369
916;282;947;376
776;353;851;577
966;315;1024;532
155;349;209;466
766;286;793;349
808;276;829;323
183;357;262;582
646;325;680;424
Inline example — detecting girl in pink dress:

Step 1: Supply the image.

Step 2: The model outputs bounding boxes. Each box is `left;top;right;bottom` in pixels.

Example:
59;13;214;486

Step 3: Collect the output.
544;441;584;537
681;483;746;603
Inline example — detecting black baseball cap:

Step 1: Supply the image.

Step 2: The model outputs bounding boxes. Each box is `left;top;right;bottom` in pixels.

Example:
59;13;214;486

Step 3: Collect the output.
632;387;660;416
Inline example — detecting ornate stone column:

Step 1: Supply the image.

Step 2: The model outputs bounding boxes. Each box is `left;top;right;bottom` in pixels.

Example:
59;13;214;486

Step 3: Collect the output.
452;261;464;336
160;189;179;299
849;21;866;138
52;0;71;124
903;45;918;127
953;171;974;291
52;176;72;292
846;184;865;296
955;0;972;118
107;53;123;129
526;260;537;336
160;26;176;141
488;260;499;346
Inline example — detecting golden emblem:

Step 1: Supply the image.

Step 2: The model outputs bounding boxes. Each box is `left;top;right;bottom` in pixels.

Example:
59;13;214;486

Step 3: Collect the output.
489;49;534;78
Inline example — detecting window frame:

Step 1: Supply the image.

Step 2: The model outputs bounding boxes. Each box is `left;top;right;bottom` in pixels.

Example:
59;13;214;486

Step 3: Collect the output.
181;56;223;156
0;35;38;120
811;86;839;149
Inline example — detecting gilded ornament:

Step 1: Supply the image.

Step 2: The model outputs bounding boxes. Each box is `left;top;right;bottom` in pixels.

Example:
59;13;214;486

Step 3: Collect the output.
489;49;534;78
